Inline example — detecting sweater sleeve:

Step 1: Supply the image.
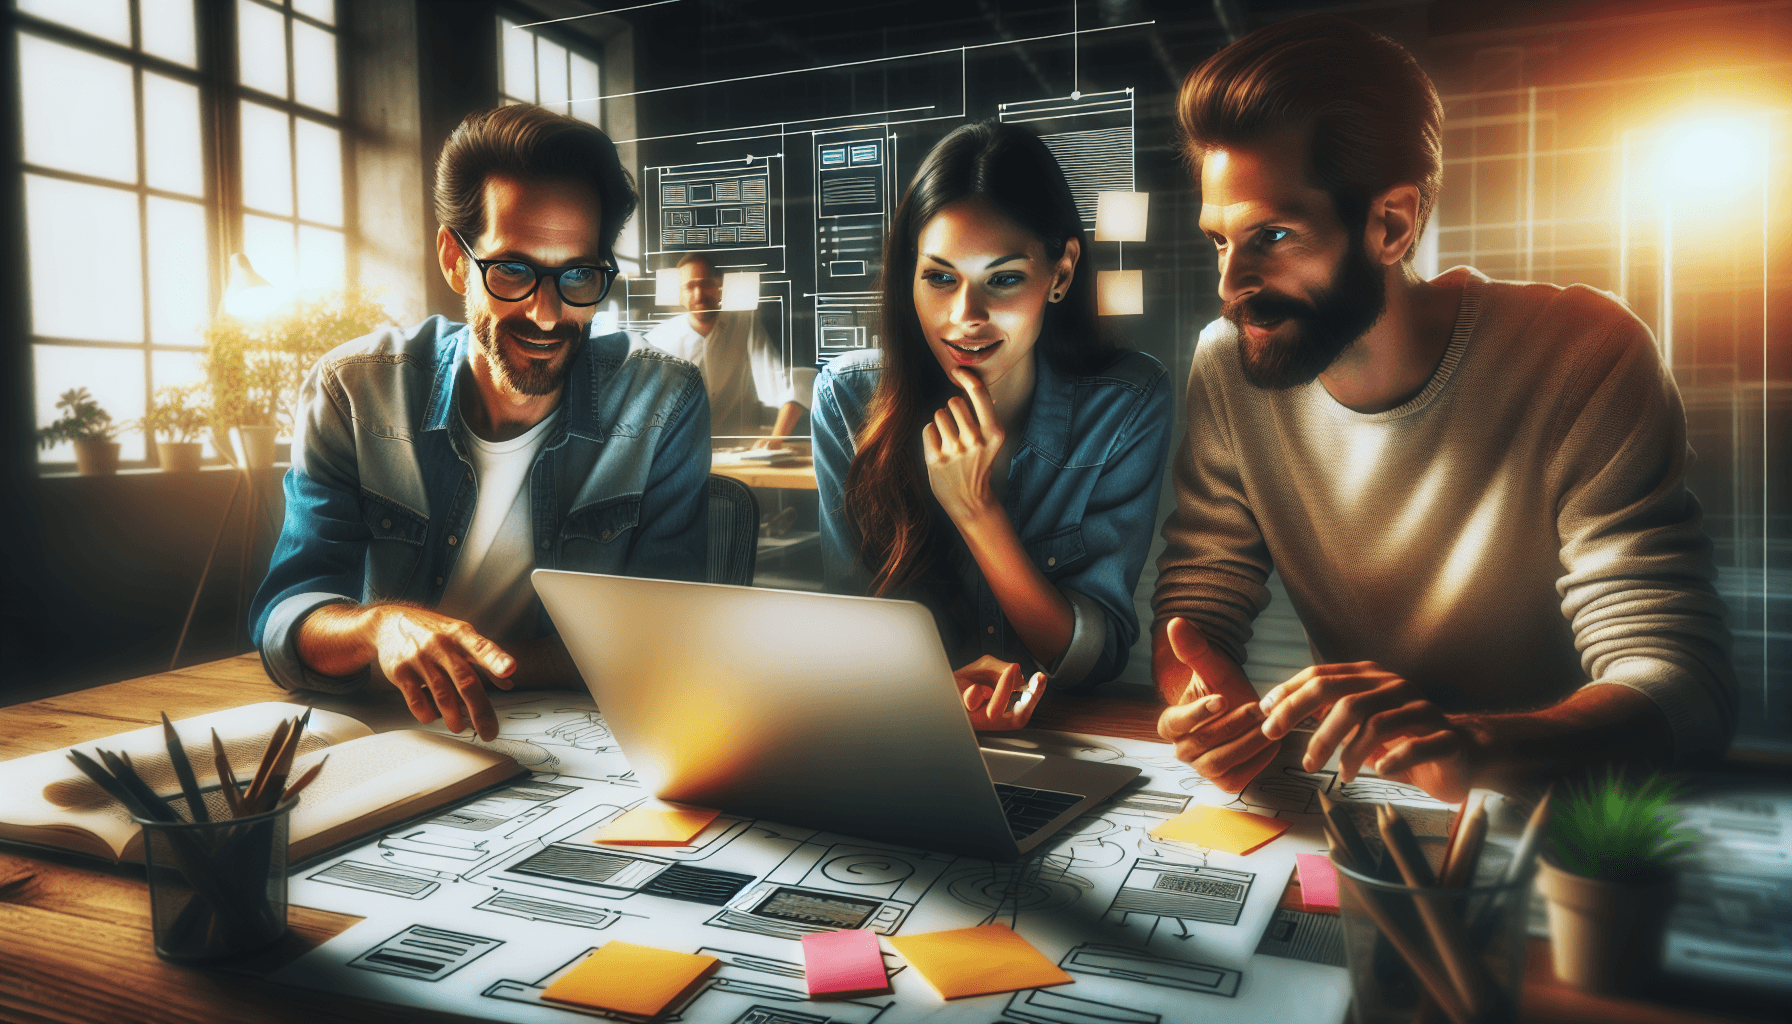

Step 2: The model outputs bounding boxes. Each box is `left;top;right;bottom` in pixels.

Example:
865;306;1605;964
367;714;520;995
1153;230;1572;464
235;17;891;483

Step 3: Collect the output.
1150;323;1274;669
1549;306;1737;760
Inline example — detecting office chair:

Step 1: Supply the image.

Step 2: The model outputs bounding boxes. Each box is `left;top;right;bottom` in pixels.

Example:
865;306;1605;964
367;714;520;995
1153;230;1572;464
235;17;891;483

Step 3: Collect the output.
706;474;759;586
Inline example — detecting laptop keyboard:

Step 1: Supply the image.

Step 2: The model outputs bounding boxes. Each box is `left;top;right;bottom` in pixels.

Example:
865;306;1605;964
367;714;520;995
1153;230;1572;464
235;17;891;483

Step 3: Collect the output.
994;784;1084;841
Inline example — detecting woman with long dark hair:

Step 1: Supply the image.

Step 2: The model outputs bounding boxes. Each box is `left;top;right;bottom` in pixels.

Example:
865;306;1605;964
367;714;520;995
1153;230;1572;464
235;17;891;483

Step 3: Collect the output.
812;121;1171;728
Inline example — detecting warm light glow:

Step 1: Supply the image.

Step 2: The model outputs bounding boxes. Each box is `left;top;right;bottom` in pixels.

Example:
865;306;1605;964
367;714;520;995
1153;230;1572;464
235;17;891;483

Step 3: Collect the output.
654;267;681;306
1097;270;1143;315
1651;111;1765;195
222;252;283;320
1094;190;1149;242
720;271;760;311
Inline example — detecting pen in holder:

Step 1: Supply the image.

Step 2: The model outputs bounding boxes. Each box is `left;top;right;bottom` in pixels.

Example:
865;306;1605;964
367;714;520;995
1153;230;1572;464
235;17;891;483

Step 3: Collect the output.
135;797;296;963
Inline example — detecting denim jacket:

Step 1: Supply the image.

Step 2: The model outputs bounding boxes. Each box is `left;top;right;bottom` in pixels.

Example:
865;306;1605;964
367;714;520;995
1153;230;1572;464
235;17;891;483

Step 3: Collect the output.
812;348;1171;688
251;315;710;693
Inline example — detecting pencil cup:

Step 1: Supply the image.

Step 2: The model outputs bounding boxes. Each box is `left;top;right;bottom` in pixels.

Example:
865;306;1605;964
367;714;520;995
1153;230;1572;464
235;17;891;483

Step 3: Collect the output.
136;798;295;964
1334;846;1528;1024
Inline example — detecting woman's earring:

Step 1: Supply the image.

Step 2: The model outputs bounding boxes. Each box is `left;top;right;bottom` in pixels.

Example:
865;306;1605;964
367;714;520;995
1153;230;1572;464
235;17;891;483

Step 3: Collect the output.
1050;291;1061;302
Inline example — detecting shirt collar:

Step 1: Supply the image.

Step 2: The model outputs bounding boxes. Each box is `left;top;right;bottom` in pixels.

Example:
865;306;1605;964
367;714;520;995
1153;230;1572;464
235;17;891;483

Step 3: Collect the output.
422;321;607;440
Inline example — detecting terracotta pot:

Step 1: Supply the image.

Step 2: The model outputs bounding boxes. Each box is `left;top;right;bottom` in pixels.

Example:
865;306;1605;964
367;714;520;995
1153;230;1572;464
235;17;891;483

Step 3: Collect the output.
72;439;120;476
157;441;203;473
230;425;278;469
1537;857;1674;995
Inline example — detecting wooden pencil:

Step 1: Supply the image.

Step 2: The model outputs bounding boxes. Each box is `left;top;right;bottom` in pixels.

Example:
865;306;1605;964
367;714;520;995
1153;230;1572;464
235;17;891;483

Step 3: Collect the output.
1380;805;1501;1021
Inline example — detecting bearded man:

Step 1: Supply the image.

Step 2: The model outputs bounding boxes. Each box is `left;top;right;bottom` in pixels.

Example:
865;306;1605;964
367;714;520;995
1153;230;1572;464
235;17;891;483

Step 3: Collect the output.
252;105;709;741
1153;15;1735;801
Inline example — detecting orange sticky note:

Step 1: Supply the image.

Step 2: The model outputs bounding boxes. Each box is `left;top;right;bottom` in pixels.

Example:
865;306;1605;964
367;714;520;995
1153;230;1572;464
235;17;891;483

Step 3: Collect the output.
540;941;718;1016
595;800;720;845
1150;803;1289;855
888;924;1071;999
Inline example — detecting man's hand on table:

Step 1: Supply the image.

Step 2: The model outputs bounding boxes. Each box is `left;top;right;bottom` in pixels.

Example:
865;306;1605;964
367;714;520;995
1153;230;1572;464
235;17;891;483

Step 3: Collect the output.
1154;617;1278;792
955;655;1046;731
1256;661;1471;803
298;603;515;741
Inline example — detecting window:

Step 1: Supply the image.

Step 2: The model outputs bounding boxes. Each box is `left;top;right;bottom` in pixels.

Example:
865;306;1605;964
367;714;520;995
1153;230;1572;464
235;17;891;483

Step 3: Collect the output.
499;16;602;125
13;0;349;469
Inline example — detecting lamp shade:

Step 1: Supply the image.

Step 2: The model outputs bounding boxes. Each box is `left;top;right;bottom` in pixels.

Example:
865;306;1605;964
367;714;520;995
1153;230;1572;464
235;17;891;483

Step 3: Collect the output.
720;271;761;311
1094;191;1149;242
654;267;681;307
1097;270;1143;316
222;252;278;319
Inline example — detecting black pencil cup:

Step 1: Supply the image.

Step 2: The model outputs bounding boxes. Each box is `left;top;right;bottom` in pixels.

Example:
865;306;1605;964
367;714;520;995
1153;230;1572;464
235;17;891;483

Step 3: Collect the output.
136;798;295;964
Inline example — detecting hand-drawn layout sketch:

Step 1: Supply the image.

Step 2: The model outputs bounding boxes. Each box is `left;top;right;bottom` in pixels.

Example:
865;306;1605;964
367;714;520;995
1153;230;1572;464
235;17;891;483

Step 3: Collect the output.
274;708;1364;1024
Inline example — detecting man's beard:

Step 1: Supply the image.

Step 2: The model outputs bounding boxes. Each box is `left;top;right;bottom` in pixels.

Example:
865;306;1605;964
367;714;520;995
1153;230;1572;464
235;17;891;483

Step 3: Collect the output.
468;305;583;396
1224;237;1387;391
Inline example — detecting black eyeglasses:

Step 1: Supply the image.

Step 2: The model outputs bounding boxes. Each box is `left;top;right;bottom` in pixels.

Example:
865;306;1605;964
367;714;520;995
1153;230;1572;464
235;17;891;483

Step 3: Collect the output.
450;228;618;306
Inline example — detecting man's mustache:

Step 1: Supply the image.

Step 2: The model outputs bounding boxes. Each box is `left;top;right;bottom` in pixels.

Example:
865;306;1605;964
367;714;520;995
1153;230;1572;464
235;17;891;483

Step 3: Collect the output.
499;319;582;344
1223;291;1319;326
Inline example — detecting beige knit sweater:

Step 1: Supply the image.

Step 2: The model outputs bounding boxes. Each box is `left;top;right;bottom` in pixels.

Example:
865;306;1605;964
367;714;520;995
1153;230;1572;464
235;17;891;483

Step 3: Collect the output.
1154;266;1736;759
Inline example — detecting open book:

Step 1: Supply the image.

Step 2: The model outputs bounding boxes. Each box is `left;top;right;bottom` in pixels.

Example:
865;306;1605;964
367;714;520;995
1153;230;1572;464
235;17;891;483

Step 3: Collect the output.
0;702;525;862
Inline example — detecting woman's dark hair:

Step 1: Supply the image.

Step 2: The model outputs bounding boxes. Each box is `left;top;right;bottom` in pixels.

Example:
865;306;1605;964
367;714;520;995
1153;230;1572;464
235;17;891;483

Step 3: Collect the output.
434;104;639;258
843;120;1120;597
1177;13;1443;257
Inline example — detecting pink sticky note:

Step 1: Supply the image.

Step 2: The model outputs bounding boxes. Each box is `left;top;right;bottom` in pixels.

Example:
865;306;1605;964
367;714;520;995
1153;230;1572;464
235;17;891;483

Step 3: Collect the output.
802;928;889;996
1297;853;1340;914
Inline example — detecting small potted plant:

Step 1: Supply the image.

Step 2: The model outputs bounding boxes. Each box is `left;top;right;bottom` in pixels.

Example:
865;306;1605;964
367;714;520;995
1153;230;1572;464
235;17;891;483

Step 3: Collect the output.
1538;770;1700;995
140;383;211;472
37;388;122;475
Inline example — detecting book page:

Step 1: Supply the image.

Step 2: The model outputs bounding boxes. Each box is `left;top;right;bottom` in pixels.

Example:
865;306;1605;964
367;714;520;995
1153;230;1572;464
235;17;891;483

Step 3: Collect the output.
0;702;370;858
288;730;522;854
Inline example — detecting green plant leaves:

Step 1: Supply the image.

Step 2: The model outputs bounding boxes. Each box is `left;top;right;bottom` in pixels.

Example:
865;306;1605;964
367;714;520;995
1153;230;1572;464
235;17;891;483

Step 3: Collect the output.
36;387;117;448
1548;768;1702;883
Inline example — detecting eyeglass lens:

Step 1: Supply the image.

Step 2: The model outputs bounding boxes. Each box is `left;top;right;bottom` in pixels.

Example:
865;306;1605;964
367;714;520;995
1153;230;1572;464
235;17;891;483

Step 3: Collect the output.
483;262;609;305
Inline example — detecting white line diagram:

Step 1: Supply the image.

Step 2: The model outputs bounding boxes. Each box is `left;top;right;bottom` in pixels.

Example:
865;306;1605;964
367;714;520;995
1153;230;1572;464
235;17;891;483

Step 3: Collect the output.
998;90;1135;229
813;126;896;362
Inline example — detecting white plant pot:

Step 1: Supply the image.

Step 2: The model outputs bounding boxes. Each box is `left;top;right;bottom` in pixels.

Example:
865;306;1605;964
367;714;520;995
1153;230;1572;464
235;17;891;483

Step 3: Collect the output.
231;425;278;470
72;439;120;476
157;441;203;473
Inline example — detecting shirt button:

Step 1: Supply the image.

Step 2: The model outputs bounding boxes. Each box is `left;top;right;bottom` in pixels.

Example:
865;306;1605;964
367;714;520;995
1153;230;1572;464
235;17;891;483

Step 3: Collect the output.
987;625;996;634
381;518;392;529
1046;556;1056;567
601;529;613;540
540;539;550;549
448;535;458;546
434;576;443;586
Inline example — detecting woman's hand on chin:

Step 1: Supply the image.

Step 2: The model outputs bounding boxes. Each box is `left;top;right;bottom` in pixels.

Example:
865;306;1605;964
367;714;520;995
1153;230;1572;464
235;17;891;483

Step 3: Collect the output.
923;367;1006;525
955;655;1046;730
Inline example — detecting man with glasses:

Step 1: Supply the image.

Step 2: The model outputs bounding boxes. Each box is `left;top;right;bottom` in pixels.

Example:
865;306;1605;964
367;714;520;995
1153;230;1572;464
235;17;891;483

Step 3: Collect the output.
251;105;709;741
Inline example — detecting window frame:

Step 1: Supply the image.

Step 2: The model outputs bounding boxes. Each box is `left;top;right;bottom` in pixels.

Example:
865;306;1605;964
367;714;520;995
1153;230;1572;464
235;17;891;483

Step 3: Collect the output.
496;10;604;127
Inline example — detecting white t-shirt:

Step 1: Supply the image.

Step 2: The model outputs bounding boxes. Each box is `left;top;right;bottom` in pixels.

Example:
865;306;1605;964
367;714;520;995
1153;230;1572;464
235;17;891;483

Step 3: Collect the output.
435;407;561;645
644;312;809;438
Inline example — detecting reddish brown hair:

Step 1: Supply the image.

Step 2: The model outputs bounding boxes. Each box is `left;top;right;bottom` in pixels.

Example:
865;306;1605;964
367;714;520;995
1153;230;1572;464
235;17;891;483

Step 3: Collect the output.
1177;14;1443;257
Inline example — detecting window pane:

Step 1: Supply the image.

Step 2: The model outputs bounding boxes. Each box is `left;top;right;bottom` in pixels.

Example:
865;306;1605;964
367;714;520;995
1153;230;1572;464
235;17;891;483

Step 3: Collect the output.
140;0;198;67
34;345;147;463
26;175;143;342
240;101;293;215
292;19;337;114
242;213;296;291
571;54;601;125
292;0;334;24
143;73;203;196
237;0;288;98
150;349;218;456
147;197;209;347
17;0;131;46
537;38;569;112
295;119;342;226
19;34;138;183
501;20;535;102
297;225;345;294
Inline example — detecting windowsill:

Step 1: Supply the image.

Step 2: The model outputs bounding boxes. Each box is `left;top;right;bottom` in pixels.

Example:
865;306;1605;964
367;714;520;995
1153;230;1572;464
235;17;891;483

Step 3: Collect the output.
33;463;291;479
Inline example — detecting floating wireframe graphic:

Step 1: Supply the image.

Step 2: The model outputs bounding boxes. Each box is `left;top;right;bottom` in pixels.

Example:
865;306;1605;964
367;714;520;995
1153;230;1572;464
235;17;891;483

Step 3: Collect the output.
650;156;778;254
1000;90;1136;227
347;924;502;981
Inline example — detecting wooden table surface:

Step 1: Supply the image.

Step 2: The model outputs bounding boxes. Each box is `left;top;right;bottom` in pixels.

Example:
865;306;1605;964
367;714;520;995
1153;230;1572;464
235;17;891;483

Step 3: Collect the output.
0;655;1771;1024
709;455;818;490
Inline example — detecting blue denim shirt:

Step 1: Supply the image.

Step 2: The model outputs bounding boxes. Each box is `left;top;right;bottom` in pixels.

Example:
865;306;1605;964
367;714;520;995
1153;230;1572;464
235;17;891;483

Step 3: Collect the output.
812;348;1171;688
251;315;710;693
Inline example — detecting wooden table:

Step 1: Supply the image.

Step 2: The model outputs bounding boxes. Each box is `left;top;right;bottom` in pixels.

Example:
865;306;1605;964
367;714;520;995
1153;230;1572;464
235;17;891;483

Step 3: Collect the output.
0;655;1773;1024
709;454;817;490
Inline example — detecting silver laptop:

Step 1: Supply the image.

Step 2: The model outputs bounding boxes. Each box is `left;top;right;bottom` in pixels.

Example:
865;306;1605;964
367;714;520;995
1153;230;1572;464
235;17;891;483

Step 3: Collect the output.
532;570;1139;861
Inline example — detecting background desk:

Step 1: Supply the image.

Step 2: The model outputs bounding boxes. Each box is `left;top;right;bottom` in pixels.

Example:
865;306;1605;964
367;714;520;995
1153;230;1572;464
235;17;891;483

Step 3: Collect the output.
0;655;1772;1024
709;454;817;490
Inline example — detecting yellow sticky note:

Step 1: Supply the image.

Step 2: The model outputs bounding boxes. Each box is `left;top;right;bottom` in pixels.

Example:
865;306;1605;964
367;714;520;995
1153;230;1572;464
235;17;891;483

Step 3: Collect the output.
1150;803;1289;855
595;800;720;845
889;924;1072;999
540;941;718;1016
